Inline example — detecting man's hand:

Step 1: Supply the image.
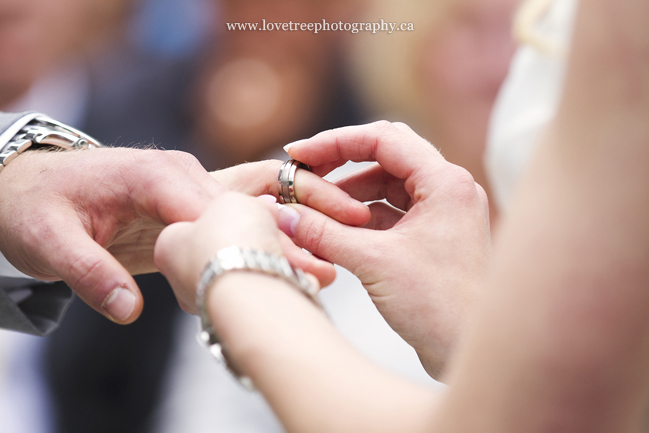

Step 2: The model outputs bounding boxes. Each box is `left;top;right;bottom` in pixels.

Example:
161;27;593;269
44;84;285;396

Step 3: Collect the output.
0;147;223;324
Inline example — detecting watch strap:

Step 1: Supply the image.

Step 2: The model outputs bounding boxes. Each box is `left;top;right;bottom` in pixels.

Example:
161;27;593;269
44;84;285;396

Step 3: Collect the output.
0;112;40;150
0;111;102;175
196;246;323;391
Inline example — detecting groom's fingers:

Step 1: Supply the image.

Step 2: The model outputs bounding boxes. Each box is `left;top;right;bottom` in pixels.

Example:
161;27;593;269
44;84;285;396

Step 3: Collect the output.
211;160;371;227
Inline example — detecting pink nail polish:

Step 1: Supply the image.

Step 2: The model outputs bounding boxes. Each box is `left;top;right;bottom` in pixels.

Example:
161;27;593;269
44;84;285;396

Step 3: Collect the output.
278;206;300;237
258;194;277;204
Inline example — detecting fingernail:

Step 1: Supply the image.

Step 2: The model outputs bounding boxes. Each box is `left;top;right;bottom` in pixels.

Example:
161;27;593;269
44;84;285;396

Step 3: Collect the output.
258;194;277;204
278;206;300;237
348;195;368;209
283;139;307;153
102;286;136;322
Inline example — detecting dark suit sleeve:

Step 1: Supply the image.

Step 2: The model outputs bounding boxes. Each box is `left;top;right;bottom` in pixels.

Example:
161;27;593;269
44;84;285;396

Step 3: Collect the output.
0;278;74;336
1;112;76;334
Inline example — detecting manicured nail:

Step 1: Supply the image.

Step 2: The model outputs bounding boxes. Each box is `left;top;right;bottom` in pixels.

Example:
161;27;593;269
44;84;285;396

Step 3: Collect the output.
258;194;277;204
102;286;136;322
278;206;300;237
283;139;307;153
304;273;321;292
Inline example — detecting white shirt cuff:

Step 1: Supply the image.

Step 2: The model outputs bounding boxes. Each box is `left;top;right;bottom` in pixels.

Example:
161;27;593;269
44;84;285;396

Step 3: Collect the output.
0;253;34;280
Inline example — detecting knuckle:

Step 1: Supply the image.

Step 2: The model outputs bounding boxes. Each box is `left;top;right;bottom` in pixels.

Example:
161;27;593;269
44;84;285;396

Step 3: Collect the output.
234;160;282;196
261;159;283;190
475;183;490;213
178;299;195;315
129;149;171;174
447;164;476;187
263;159;283;170
296;180;315;204
166;150;201;169
372;120;397;134
66;253;105;300
392;121;414;133
372;120;414;138
367;121;405;158
440;165;482;206
238;160;283;195
299;215;327;255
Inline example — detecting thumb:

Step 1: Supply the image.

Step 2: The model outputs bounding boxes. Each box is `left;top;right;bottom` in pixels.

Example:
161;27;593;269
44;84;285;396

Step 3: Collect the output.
154;221;199;314
49;226;143;324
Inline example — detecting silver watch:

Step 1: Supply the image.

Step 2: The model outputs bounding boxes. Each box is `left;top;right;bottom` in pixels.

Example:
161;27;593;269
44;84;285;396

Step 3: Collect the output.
196;246;323;391
0;111;102;175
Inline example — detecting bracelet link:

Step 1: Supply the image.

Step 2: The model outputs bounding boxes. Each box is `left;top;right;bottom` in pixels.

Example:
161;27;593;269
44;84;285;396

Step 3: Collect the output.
196;246;323;391
0;113;102;175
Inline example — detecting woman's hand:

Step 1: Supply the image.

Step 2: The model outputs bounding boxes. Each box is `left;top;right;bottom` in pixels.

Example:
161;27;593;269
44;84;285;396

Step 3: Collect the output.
153;190;329;314
280;121;492;379
155;188;440;433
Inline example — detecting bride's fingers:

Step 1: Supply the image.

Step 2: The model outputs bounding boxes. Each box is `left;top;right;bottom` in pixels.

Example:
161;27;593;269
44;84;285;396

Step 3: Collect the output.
278;231;336;288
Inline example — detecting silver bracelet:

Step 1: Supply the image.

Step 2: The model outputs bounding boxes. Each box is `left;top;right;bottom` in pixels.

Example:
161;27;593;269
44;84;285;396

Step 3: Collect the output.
196;245;322;391
0;112;102;175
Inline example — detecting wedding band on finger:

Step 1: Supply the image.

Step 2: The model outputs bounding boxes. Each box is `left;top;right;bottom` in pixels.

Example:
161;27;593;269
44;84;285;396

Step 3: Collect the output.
278;159;311;204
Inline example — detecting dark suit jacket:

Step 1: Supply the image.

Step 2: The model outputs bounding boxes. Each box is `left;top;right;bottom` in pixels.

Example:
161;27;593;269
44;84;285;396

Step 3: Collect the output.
0;111;75;336
40;47;195;433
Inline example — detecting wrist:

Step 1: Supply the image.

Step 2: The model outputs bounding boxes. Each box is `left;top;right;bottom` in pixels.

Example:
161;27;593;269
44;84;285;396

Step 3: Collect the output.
206;271;305;354
413;308;475;382
195;246;323;389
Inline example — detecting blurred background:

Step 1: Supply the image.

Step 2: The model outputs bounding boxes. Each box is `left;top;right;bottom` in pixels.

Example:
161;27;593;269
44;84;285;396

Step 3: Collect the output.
0;0;517;431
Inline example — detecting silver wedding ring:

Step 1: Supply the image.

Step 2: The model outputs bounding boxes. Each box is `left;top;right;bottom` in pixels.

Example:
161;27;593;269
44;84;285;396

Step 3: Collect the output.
278;159;311;204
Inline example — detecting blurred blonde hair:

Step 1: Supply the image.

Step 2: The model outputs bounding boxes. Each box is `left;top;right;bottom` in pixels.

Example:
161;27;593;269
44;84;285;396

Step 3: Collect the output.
347;0;451;130
513;0;558;55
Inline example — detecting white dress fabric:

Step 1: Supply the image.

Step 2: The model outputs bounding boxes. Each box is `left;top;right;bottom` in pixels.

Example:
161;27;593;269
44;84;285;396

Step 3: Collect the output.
485;0;578;211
